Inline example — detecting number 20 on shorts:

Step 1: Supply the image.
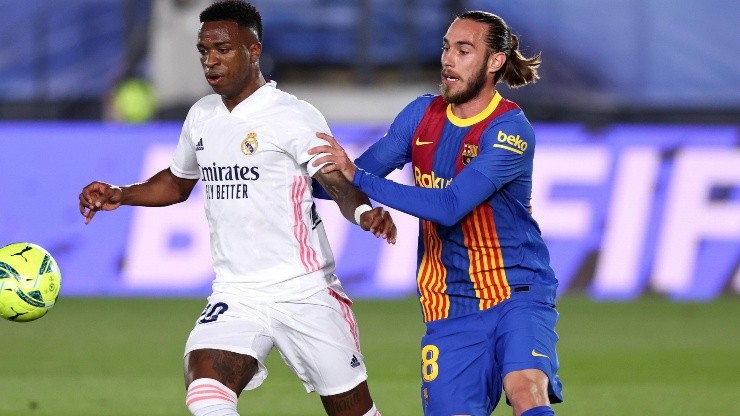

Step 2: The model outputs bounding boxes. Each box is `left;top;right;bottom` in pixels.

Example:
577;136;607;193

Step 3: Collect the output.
421;344;440;381
198;302;229;324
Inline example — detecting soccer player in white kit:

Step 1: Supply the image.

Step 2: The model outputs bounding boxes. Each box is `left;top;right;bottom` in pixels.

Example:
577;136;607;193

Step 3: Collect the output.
78;2;395;415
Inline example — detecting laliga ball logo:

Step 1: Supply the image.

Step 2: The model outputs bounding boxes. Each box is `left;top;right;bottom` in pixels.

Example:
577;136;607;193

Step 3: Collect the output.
0;243;62;322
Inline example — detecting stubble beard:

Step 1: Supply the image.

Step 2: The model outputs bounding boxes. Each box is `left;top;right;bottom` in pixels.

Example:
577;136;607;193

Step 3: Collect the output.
439;61;489;104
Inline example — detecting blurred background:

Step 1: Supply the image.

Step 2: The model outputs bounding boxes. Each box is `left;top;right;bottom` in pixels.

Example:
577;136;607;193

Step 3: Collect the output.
1;0;738;300
1;1;739;415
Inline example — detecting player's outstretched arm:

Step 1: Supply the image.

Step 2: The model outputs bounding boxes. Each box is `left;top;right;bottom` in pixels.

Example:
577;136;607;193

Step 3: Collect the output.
79;168;198;224
313;169;397;244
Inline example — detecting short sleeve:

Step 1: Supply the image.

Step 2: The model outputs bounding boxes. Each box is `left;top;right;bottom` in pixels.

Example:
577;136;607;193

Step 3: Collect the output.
281;101;333;177
169;110;201;179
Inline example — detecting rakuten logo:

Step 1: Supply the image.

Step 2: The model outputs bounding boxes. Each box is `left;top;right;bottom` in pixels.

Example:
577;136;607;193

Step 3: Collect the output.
414;166;451;189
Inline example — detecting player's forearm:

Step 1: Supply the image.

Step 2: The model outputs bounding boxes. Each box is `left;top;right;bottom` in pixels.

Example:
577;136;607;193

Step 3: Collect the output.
315;170;371;224
334;191;371;225
119;183;182;207
352;167;496;226
120;168;196;207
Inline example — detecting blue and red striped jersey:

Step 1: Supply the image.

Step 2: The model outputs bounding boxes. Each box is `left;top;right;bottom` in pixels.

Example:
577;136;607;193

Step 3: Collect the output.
353;92;557;322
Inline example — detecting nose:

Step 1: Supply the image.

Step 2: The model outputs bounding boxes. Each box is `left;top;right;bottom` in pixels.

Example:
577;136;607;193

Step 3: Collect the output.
202;51;219;68
441;50;452;68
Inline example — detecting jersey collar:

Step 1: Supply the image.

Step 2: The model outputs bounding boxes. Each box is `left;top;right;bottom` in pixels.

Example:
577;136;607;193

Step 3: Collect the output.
446;91;502;127
226;81;278;114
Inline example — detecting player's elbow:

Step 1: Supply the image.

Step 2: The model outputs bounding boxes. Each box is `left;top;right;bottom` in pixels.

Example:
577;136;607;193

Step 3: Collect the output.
171;177;198;204
440;197;471;225
430;208;467;226
168;184;193;204
173;192;191;204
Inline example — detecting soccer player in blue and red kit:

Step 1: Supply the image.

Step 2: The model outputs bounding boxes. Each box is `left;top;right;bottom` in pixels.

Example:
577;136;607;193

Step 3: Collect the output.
309;11;563;416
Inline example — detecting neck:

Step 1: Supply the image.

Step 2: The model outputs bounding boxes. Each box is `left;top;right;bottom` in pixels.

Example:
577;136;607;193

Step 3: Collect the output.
222;72;267;112
449;89;496;119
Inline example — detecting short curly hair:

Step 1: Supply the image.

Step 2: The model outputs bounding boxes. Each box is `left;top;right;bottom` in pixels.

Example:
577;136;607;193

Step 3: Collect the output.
200;0;263;42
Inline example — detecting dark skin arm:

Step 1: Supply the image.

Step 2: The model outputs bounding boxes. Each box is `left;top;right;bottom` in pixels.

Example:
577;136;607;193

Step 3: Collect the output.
80;167;396;242
79;168;198;224
314;169;397;244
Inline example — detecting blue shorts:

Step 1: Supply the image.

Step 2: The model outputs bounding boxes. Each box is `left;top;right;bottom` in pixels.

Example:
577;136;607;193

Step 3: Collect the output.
419;288;563;415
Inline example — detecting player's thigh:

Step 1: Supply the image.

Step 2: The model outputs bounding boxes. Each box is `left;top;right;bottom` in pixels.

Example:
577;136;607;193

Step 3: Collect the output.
495;298;563;403
420;313;501;416
184;295;275;392
271;288;369;397
185;348;258;394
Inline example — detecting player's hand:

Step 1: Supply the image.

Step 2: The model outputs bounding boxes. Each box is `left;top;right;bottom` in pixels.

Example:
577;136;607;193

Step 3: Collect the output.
79;181;124;224
309;132;357;183
359;207;397;245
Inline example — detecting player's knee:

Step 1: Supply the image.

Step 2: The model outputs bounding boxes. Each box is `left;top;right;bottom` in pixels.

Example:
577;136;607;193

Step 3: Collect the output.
186;378;240;416
504;369;550;410
362;403;381;416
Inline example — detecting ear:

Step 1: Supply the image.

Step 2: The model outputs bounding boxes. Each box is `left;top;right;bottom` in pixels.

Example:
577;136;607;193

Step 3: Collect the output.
488;51;507;74
249;42;262;63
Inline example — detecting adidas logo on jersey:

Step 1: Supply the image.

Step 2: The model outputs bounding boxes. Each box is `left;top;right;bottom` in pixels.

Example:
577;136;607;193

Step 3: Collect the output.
196;138;204;151
350;355;361;368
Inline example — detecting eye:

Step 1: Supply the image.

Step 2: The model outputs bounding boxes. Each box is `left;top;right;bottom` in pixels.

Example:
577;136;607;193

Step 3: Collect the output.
218;48;229;54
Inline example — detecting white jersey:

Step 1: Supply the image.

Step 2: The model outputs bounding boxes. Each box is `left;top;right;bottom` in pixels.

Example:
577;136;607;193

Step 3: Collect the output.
170;81;339;301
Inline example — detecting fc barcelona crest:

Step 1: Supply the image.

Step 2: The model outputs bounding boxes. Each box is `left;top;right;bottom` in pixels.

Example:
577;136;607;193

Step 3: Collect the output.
461;143;478;165
241;131;258;155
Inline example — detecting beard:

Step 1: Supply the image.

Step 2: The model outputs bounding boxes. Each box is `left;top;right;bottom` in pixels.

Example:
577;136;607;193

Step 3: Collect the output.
439;60;489;104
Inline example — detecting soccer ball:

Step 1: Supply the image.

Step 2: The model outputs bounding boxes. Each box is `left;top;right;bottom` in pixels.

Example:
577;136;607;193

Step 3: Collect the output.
0;242;61;322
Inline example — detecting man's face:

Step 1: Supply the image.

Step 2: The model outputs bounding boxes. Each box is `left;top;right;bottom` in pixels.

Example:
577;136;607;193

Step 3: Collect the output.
440;18;492;104
197;21;258;99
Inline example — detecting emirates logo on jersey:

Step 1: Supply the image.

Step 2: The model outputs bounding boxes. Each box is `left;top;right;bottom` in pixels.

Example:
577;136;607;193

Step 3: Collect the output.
241;131;258;155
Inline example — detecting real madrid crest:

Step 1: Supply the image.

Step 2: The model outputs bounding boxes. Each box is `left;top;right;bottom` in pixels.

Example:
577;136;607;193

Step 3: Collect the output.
461;143;479;165
241;131;258;155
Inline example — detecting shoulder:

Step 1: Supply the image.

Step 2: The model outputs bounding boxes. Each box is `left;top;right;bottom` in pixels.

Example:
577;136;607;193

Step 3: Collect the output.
481;105;536;156
407;94;440;113
263;88;330;140
393;94;440;124
185;94;223;121
191;94;223;110
487;104;534;139
272;87;327;122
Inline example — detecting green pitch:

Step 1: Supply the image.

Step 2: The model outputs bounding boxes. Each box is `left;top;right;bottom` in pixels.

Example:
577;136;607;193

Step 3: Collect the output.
1;296;738;415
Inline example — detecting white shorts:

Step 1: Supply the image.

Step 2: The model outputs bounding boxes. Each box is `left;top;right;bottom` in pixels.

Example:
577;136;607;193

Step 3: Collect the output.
184;287;368;396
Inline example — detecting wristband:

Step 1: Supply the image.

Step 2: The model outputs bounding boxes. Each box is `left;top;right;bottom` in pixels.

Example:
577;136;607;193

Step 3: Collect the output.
354;204;373;225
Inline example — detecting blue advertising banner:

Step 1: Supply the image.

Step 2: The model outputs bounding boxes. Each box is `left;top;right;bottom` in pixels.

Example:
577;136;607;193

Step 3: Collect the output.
1;122;738;300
